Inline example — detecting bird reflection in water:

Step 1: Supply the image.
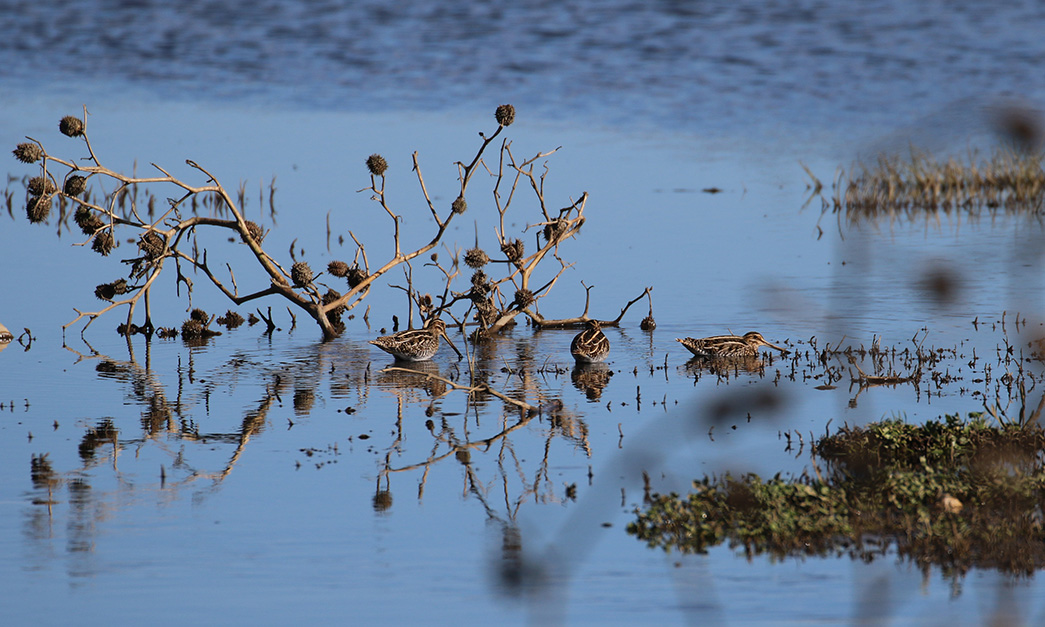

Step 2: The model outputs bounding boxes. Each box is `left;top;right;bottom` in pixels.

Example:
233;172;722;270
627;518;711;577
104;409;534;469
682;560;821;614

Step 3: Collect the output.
376;359;447;397
571;363;613;401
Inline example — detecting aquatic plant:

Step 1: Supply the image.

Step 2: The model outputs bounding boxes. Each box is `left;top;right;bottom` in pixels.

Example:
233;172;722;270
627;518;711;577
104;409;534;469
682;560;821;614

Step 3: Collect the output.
831;147;1045;221
629;413;1045;578
12;105;648;340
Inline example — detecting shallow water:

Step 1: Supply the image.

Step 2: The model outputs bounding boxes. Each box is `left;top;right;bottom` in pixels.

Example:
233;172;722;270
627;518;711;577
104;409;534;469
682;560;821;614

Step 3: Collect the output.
3;1;1045;624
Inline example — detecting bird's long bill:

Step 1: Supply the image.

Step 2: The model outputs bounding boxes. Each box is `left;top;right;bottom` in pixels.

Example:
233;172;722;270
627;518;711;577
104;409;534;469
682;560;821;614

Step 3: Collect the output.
764;339;786;353
440;328;464;360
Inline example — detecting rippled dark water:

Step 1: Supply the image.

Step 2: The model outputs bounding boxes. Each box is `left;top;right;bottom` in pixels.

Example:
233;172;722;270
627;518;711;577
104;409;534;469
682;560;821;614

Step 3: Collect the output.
5;0;1044;140
3;1;1045;624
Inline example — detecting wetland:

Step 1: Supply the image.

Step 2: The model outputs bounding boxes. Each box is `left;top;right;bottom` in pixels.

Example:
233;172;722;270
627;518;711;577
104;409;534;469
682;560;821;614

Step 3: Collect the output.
4;1;1045;624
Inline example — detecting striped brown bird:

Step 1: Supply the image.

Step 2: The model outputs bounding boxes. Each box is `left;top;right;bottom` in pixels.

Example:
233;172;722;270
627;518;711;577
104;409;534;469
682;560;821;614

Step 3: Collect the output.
370;318;462;362
676;331;784;359
571;320;610;363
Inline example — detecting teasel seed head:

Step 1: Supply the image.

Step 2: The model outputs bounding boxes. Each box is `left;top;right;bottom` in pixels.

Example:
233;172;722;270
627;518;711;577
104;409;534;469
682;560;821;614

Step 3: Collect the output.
92;230;115;256
181;319;205;339
94;279;129;301
26;195;52;223
495;104;515;127
243;220;265;244
217;310;245;328
13;142;43;164
322;288;346;318
512;288;534;309
291;261;313;287
366;154;388;176
59;115;85;137
28;176;57;196
139;231;166;260
95;283;115;301
470;269;489;294
464;247;489;269
64;175;87;197
346;265;367;289
501;238;524;262
474;298;497;326
451;195;467;214
328;260;350;278
543;218;567;242
75;206;104;235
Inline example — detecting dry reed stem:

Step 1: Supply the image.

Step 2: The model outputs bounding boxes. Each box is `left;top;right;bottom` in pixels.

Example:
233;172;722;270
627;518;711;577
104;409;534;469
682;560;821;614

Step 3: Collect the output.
839;147;1045;222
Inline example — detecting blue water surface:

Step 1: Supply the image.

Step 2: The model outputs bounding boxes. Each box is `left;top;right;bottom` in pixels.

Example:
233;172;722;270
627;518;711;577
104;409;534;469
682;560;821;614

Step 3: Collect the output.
2;1;1045;624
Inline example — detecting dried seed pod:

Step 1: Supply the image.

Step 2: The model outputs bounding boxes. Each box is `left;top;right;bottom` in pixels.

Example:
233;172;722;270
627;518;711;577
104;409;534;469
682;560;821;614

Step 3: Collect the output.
501;238;524;262
139;231;166;260
640;315;656;331
216;310;245;329
94;279;128;301
470;270;489;294
243;220;265;244
26;195;52;223
190;308;209;323
95;283;116;301
464;247;489;269
92;230;115;256
321;289;341;304
322;288;345;316
12;142;42;164
27;176;57;196
451;195;467;214
322;289;346;333
291;261;313;287
543;218;567;242
474;298;497;326
59;115;85;137
328;260;350;278
346;265;367;288
181;319;205;339
512;288;534;309
75;206;104;235
64;175;87;197
366;154;388;176
495;104;515;127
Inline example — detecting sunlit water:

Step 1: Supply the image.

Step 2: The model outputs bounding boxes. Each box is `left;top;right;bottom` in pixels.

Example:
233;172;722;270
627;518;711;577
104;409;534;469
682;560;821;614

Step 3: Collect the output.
2;1;1045;624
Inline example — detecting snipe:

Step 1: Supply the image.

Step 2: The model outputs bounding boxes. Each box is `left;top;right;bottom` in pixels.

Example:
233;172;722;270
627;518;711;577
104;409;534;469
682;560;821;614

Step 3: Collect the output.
676;331;785;359
370;318;462;362
571;320;610;363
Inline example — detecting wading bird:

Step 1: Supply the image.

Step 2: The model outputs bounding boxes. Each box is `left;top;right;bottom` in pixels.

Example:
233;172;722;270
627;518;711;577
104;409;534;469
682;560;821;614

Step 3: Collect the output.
676;331;785;359
370;318;462;361
571;320;610;363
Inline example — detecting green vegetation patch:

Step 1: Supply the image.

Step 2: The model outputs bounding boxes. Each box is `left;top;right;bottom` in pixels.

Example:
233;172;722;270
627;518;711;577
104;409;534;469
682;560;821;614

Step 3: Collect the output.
628;414;1045;576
